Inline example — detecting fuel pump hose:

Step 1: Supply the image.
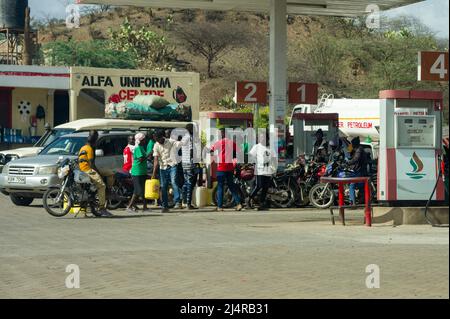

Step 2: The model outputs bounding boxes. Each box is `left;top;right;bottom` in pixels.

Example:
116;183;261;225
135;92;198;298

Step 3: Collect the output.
424;155;449;228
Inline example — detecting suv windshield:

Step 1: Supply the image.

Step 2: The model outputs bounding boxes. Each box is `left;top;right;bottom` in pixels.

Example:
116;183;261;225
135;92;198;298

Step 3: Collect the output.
34;129;75;148
39;136;86;156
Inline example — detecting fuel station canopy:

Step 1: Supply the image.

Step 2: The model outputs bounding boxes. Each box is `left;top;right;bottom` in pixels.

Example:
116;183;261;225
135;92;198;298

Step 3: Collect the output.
79;0;422;16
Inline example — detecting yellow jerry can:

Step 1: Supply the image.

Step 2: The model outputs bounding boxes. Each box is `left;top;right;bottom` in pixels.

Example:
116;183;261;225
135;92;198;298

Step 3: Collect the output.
145;178;160;200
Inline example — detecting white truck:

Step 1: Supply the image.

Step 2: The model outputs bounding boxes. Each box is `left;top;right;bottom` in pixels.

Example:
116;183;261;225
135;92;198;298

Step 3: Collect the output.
289;94;380;160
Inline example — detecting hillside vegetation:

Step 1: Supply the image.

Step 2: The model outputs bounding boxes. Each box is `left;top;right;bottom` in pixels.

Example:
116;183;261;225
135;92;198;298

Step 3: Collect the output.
32;5;448;121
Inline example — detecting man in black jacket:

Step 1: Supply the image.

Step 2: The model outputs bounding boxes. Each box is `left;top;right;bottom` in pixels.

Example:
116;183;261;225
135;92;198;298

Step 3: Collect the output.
347;137;368;206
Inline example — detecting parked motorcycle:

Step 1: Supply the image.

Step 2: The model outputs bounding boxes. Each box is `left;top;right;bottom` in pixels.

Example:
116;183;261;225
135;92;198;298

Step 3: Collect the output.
308;160;348;209
309;159;377;209
107;172;134;210
290;155;330;208
212;164;297;209
43;156;103;217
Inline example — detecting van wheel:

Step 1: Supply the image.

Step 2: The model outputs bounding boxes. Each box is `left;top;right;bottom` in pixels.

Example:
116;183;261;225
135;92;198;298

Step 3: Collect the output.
10;194;34;206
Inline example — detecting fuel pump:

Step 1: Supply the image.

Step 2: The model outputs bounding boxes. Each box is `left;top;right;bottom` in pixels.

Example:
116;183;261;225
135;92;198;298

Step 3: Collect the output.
378;90;445;204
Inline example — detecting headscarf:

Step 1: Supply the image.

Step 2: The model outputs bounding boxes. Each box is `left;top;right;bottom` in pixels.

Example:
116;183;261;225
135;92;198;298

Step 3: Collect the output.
135;132;146;146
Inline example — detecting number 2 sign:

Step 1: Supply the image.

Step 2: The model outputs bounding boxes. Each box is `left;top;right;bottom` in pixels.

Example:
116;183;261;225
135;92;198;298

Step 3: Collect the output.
236;81;268;104
288;82;318;104
418;51;449;82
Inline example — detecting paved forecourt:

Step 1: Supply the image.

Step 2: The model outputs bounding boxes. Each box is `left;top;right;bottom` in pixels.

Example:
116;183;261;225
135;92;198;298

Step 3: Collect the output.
0;195;448;299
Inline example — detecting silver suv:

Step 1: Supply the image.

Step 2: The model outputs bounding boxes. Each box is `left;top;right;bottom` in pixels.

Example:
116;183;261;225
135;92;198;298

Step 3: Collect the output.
0;131;130;206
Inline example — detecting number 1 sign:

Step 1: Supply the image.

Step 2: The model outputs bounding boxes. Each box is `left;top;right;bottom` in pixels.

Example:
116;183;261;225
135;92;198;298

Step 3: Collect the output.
236;81;268;104
418;51;449;82
288;82;318;105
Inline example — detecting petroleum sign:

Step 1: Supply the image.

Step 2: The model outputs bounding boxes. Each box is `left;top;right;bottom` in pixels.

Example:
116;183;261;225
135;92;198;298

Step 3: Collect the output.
288;82;318;104
236;81;268;104
418;51;449;82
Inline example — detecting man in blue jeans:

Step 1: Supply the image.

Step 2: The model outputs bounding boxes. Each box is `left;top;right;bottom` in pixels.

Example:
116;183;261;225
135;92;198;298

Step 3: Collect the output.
211;128;243;212
152;130;183;213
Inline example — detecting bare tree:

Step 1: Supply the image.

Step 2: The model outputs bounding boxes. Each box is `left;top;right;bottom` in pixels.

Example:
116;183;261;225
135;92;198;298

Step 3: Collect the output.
176;21;248;78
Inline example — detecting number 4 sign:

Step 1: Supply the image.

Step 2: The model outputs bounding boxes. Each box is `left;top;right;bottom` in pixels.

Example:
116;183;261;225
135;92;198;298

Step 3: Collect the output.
418;51;449;82
236;81;268;104
288;82;318;105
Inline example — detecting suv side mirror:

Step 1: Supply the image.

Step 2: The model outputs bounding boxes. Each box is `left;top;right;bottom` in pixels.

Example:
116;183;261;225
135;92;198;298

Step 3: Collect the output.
95;149;104;157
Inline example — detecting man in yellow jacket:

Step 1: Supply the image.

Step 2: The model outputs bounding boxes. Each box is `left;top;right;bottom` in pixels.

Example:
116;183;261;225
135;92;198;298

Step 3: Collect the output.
78;130;112;217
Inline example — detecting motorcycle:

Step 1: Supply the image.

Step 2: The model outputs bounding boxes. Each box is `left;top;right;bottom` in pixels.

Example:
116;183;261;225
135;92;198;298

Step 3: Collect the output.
308;160;349;209
107;171;134;210
212;164;297;209
309;158;378;209
212;164;253;209
291;156;329;207
43;156;104;217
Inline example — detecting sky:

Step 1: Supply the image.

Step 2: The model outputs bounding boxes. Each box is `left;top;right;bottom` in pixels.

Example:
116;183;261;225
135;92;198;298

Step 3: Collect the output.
29;0;449;39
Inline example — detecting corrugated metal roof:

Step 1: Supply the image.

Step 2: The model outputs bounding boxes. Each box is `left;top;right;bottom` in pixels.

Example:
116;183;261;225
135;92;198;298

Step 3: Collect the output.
79;0;424;17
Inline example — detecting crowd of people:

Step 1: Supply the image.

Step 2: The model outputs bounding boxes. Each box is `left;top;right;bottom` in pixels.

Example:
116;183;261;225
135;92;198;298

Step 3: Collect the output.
77;126;371;215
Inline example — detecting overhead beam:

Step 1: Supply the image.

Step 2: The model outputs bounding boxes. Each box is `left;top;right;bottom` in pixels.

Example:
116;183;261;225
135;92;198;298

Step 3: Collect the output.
79;0;424;17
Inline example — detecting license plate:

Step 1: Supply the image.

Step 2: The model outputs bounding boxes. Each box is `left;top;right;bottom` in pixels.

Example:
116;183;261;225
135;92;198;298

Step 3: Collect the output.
7;176;26;184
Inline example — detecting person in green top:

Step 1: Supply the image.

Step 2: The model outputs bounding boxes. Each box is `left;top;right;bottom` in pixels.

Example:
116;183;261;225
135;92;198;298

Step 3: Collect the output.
146;131;156;175
127;133;149;213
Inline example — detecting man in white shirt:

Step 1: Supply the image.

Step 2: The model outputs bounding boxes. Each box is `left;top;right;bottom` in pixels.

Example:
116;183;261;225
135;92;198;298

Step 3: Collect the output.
247;132;277;211
181;124;199;210
152;130;183;212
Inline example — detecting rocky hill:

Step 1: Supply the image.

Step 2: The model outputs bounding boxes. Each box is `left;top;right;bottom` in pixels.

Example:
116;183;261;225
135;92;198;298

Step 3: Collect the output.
33;6;448;118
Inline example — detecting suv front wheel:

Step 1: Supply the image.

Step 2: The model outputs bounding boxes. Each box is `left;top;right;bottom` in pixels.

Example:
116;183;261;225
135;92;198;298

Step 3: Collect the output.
10;194;34;206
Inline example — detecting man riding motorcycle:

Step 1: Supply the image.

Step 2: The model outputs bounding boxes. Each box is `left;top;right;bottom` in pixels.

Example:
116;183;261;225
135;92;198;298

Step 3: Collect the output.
78;130;113;217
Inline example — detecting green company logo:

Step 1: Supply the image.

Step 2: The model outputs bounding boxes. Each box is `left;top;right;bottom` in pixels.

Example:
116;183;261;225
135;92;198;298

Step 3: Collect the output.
406;152;426;180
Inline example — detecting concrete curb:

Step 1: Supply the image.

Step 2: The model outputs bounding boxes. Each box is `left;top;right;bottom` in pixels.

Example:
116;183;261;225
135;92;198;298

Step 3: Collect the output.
373;207;449;226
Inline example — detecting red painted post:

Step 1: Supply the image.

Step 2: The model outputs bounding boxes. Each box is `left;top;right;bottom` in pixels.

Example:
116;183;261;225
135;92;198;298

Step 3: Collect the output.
364;180;372;227
338;182;345;225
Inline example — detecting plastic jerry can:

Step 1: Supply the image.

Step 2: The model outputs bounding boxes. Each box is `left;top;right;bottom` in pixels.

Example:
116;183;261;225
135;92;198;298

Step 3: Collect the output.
145;179;160;200
195;187;208;208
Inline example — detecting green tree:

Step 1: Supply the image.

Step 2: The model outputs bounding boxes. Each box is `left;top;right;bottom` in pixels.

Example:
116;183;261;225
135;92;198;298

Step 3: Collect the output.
359;29;439;92
302;32;344;85
43;40;136;69
109;18;177;71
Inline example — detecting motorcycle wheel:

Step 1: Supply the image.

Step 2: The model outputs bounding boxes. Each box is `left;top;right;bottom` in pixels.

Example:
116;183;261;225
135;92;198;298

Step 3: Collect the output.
271;183;296;209
43;187;72;217
212;185;241;208
107;186;125;210
294;182;310;207
309;183;335;209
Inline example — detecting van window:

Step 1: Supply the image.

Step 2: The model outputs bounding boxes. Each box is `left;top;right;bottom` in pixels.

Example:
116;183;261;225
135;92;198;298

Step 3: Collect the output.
40;137;86;156
97;136;128;156
35;129;75;147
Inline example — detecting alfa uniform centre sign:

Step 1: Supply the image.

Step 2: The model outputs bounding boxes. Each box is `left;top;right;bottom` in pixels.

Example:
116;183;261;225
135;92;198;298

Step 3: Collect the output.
80;75;173;101
70;66;201;121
